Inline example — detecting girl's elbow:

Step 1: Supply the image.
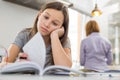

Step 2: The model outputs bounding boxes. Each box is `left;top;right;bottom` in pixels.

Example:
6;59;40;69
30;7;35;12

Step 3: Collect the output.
62;61;72;68
67;62;72;68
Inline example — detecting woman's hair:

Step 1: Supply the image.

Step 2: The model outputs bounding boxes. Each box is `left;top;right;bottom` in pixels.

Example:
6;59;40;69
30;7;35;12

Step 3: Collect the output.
85;20;100;36
28;1;69;45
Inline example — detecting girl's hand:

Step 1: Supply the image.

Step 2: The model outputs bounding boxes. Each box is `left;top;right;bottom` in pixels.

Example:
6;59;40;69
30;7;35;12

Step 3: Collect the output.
0;62;12;68
51;27;64;38
17;53;29;62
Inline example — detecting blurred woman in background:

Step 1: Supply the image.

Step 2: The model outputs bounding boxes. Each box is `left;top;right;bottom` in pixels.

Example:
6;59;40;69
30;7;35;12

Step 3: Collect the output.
80;20;113;72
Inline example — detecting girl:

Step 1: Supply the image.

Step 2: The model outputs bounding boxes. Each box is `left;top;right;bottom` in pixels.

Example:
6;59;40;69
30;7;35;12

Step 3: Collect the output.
2;2;72;68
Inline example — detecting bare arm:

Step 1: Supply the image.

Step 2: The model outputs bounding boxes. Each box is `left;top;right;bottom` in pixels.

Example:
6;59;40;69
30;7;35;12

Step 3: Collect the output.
3;44;20;63
50;28;72;67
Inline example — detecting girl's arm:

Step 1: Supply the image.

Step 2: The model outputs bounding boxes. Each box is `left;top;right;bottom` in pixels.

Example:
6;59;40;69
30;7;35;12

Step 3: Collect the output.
3;44;20;63
50;27;72;68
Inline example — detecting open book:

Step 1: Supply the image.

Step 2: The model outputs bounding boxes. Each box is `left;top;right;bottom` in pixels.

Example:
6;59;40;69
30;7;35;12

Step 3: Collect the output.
0;32;83;76
1;61;120;77
22;32;46;69
0;61;83;76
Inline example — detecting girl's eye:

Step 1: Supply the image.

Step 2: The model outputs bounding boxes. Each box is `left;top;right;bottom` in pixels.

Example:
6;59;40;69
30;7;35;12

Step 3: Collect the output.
52;22;58;26
44;16;49;19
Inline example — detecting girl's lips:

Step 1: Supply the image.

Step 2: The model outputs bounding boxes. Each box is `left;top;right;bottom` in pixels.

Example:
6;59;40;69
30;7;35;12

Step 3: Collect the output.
41;27;48;32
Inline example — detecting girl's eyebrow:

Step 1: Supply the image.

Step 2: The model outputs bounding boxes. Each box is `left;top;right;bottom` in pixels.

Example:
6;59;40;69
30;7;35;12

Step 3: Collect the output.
45;12;50;16
45;12;61;24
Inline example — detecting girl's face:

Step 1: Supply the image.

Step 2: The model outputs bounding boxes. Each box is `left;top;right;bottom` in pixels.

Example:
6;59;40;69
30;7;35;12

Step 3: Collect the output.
37;9;64;36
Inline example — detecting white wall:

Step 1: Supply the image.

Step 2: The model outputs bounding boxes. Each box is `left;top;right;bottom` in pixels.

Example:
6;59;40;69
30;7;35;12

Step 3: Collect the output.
0;1;38;48
68;9;78;63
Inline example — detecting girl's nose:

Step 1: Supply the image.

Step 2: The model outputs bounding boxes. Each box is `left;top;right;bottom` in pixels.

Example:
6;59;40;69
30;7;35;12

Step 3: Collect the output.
45;20;51;28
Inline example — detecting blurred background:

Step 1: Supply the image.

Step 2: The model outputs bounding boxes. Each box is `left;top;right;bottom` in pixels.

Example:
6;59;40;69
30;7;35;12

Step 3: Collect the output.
0;0;120;67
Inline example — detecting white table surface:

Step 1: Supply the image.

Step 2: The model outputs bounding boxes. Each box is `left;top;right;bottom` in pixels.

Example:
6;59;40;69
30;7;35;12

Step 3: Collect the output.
0;74;120;80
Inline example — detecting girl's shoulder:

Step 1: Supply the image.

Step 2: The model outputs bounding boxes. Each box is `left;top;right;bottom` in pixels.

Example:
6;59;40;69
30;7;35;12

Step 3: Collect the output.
17;28;32;36
16;28;32;40
20;28;31;33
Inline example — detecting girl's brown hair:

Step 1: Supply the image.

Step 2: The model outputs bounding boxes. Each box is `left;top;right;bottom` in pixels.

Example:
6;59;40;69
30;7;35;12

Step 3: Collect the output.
85;20;100;36
27;1;69;45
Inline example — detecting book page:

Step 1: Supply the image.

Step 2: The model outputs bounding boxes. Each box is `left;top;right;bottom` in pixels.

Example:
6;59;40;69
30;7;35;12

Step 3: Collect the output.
23;32;46;69
0;61;41;74
40;65;83;76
